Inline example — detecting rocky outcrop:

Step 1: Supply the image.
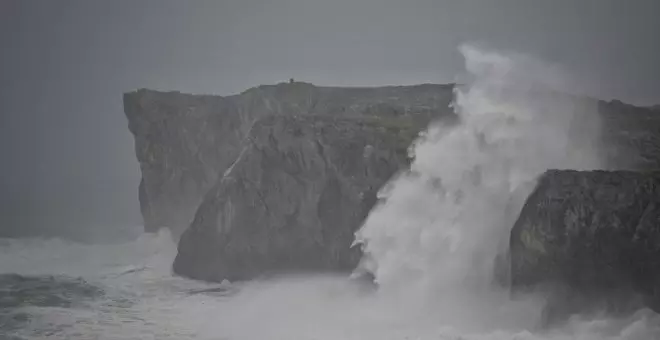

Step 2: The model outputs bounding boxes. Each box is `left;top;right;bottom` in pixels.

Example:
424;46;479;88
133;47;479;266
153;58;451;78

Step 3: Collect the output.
509;169;660;318
124;81;660;287
506;99;660;320
123;83;454;237
173;114;428;281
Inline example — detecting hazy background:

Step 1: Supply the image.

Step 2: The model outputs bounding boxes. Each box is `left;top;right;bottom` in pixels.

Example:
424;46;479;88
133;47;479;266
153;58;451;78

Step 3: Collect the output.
1;0;659;241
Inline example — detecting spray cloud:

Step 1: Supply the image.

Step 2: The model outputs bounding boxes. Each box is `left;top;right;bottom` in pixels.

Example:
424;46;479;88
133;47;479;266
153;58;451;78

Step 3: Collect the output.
353;43;604;329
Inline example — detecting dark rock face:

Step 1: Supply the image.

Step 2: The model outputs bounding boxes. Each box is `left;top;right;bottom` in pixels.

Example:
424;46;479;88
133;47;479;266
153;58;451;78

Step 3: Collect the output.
124;83;454;237
510;170;660;318
173;114;427;282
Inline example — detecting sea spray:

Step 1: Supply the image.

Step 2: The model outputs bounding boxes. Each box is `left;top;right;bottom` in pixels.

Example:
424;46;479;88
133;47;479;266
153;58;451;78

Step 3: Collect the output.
354;43;604;329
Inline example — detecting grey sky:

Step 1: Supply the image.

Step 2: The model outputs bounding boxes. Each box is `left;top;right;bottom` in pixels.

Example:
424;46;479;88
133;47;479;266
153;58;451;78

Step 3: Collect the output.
1;0;658;238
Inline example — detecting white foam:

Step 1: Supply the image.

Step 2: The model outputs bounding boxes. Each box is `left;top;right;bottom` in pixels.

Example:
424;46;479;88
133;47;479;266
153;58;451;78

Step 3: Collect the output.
356;43;601;297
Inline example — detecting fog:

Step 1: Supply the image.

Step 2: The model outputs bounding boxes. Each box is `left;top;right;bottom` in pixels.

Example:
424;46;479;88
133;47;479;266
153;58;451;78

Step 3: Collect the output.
1;0;658;241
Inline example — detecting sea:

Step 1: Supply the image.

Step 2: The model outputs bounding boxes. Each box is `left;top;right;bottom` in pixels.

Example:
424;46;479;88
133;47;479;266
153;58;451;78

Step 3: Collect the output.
2;44;659;340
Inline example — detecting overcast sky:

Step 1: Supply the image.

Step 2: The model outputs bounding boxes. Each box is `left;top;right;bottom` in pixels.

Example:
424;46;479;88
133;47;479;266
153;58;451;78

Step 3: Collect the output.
1;0;659;238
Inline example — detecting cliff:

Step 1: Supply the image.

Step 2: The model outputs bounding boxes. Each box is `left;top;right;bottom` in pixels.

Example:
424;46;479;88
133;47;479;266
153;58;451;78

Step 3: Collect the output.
123;82;454;237
123;81;660;286
173;114;427;281
510;169;660;318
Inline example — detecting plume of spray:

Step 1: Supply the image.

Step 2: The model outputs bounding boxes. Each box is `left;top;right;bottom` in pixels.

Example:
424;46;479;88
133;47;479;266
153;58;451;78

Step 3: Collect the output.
353;43;604;331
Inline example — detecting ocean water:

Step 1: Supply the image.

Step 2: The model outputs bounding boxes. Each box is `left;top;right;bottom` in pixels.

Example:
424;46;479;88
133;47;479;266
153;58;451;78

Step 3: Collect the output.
2;44;660;339
2;230;658;340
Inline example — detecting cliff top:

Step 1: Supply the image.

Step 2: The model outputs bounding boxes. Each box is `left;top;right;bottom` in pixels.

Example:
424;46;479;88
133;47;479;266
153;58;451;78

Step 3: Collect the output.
124;82;455;98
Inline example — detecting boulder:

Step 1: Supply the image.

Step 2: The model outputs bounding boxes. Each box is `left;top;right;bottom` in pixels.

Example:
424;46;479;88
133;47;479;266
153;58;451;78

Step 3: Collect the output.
173;114;427;282
509;169;660;317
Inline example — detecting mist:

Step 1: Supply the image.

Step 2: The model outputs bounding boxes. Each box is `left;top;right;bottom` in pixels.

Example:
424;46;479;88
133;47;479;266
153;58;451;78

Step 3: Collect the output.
1;0;659;241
